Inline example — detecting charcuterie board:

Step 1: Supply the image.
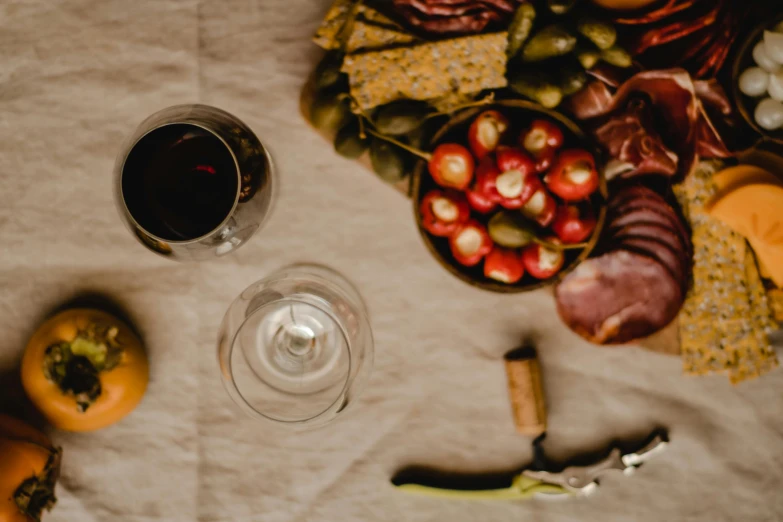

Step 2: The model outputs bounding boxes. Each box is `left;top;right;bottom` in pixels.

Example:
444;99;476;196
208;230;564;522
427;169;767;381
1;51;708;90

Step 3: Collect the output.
302;0;783;377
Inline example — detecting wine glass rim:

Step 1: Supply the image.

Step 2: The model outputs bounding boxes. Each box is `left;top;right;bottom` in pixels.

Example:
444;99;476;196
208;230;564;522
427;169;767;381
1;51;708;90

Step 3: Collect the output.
117;117;242;245
225;295;355;426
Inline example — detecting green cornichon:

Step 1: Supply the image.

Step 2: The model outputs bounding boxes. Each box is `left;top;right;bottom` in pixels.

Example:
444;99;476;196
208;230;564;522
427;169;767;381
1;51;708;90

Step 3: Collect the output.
521;25;577;62
507;3;536;59
547;0;578;14
575;44;601;70
558;63;587;97
369;138;407;183
577;19;617;50
601;46;633;68
509;71;563;109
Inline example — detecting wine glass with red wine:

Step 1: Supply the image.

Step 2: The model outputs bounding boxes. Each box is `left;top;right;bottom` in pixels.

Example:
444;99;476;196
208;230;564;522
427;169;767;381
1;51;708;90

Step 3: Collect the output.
114;105;275;260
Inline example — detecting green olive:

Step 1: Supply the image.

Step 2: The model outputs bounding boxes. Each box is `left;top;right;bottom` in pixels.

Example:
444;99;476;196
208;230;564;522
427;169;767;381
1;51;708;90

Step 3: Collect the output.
369;138;407;183
405;117;444;150
334;119;368;159
314;51;347;91
488;212;536;248
374;100;431;136
310;93;352;134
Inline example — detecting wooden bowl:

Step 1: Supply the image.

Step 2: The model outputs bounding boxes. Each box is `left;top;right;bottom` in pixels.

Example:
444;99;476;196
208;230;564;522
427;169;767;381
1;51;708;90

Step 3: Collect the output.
731;14;783;145
411;100;608;293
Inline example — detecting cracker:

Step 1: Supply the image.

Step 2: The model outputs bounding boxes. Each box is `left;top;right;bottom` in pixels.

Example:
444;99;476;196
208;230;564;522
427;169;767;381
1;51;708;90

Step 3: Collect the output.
313;0;356;50
342;32;508;110
674;161;778;383
346;20;418;53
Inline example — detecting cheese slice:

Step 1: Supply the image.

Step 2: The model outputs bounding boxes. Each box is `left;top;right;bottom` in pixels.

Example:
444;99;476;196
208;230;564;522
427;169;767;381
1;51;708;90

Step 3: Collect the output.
708;183;783;286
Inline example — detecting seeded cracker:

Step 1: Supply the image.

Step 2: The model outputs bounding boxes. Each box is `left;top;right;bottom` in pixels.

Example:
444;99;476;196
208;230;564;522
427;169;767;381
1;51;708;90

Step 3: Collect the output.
346;20;418;53
342;32;508;110
313;0;355;50
729;249;779;383
769;289;783;323
674;160;778;383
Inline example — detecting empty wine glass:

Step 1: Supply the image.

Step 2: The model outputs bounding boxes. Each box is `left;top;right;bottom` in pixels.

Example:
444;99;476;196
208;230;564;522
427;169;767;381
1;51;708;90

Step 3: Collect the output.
217;264;374;427
114;104;276;260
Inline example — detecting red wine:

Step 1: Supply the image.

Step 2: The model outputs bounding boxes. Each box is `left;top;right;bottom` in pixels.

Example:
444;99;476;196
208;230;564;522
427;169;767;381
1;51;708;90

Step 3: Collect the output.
122;124;239;241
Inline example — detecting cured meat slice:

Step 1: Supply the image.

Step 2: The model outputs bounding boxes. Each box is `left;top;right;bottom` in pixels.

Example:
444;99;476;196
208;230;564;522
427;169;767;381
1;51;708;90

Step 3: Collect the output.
610;199;691;255
614;235;686;291
610;222;688;255
401;0;487;16
555;250;682;344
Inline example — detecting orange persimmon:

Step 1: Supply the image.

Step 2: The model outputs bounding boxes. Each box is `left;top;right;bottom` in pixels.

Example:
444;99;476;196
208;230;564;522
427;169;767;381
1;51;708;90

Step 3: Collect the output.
21;309;148;432
0;414;61;522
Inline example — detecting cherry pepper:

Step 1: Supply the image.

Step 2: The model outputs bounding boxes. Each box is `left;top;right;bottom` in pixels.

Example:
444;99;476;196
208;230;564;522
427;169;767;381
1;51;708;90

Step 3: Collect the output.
484;247;525;283
493;147;538;209
428;143;475;190
544;149;599;201
466;158;499;213
468;110;510;160
419;190;471;237
521;186;557;227
522;237;564;280
551;204;596;244
449;220;493;267
520;119;564;173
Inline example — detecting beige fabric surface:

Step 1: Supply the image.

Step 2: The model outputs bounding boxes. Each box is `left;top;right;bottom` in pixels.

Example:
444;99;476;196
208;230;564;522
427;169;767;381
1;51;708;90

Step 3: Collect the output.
1;1;783;521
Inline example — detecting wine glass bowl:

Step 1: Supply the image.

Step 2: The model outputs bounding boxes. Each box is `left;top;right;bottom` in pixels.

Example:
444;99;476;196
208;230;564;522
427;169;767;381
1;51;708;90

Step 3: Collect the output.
114;104;276;260
217;264;373;427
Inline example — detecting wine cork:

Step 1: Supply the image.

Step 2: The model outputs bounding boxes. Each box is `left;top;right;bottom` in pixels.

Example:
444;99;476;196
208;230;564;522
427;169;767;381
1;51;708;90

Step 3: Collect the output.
504;346;546;436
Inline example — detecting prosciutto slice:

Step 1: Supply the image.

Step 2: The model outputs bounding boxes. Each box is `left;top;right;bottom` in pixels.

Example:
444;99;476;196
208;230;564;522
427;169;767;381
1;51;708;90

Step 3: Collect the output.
567;69;731;179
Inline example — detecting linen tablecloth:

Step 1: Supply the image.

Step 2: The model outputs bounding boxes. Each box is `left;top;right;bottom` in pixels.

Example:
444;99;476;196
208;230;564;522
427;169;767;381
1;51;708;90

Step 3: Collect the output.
1;1;782;521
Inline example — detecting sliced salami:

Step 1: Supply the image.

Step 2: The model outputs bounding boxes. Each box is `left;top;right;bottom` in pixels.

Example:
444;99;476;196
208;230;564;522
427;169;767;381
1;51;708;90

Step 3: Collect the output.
403;0;487;16
614;235;686;290
610;199;691;255
555;250;682;344
610;222;688;255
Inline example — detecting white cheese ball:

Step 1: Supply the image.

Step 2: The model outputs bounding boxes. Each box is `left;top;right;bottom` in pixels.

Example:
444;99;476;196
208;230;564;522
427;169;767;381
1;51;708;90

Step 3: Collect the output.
769;71;783;101
764;30;783;64
753;41;781;73
755;97;783;130
739;67;769;96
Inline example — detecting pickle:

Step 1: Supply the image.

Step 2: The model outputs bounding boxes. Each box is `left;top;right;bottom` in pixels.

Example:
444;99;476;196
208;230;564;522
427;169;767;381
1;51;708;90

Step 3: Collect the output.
370;138;407;183
577;19;617;50
310;93;352;133
334;119;368;159
575;44;601;70
374;100;431;136
521;25;577;62
601;45;633;68
488;212;535;248
558;62;587;96
547;0;577;14
507;3;536;59
509;71;563;109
